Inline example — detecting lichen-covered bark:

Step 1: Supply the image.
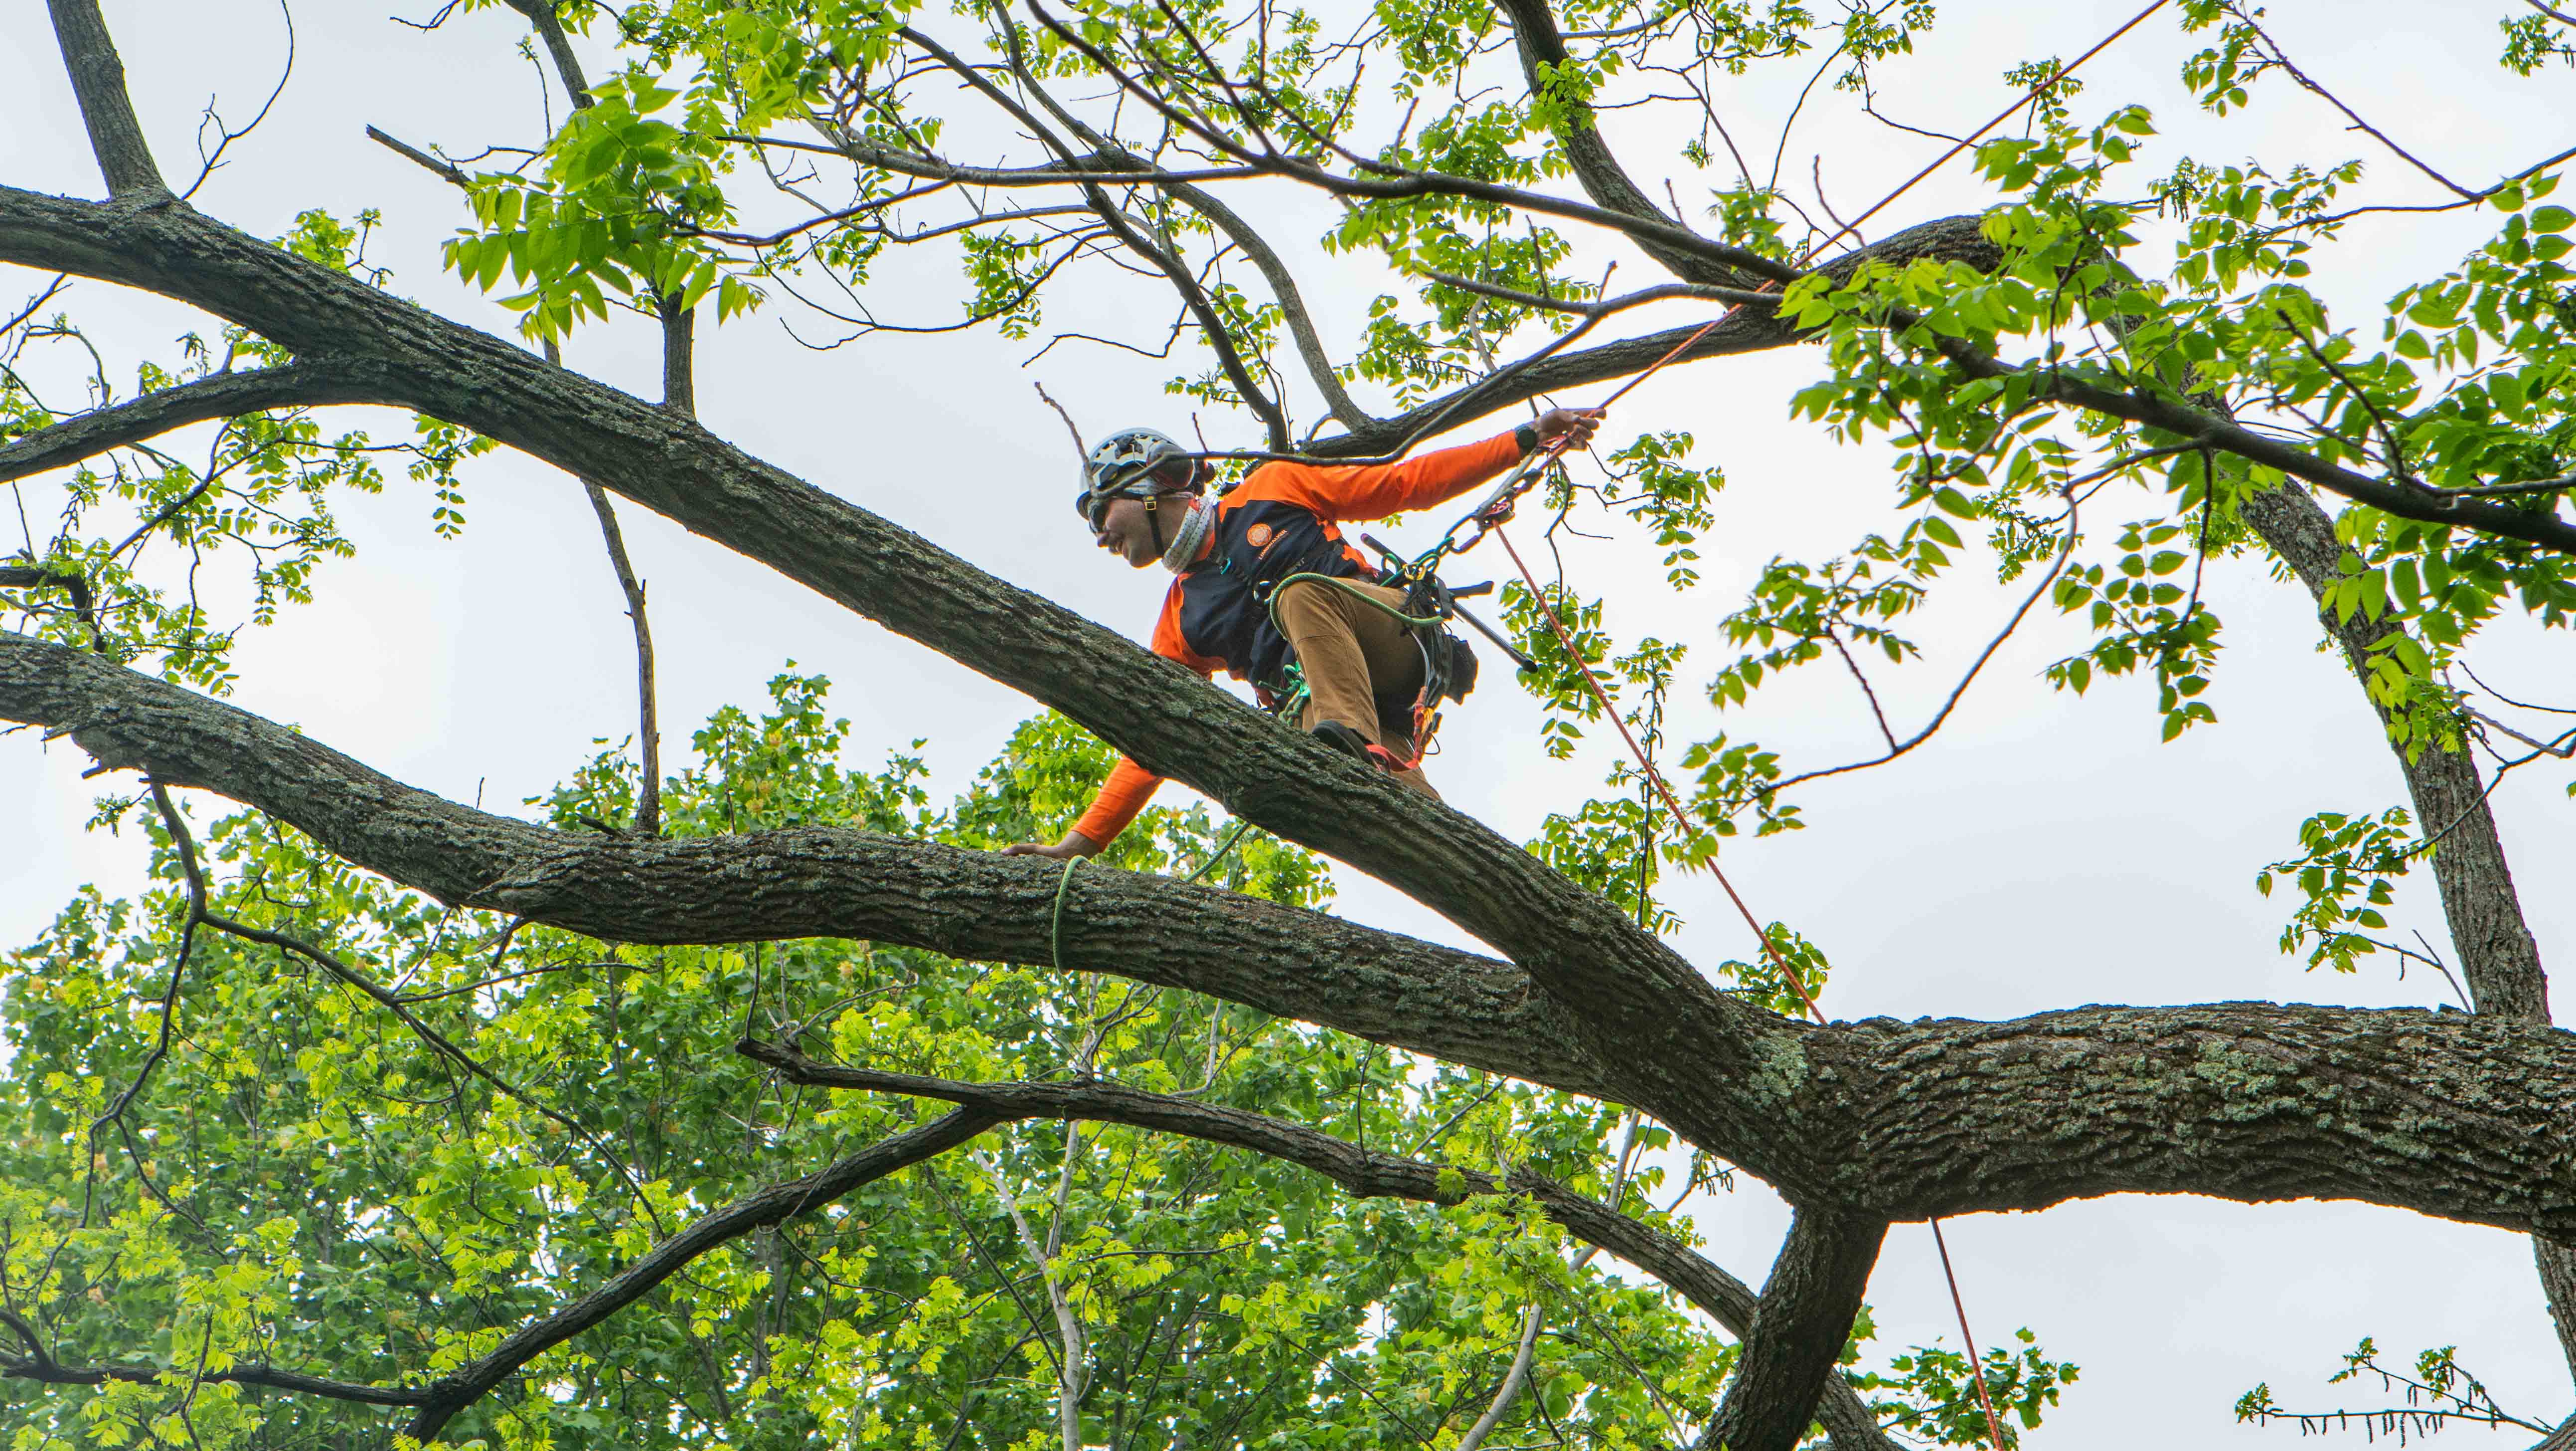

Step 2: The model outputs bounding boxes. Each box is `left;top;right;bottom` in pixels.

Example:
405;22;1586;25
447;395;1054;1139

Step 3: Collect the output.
1698;1210;1889;1451
2238;480;2575;1377
15;629;2576;1238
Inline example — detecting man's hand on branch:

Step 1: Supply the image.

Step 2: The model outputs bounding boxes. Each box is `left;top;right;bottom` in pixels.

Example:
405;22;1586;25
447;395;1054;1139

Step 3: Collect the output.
1001;830;1103;861
1533;407;1606;452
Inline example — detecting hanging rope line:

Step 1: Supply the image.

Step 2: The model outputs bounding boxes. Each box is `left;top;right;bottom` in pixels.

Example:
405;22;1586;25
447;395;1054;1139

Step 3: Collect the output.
1440;8;2171;1443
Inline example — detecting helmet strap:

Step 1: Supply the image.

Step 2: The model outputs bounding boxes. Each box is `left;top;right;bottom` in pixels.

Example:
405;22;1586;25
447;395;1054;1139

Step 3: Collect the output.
1144;496;1168;557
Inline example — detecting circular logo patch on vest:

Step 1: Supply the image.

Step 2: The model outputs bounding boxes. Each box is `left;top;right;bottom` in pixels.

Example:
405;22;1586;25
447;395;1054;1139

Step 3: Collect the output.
1245;522;1275;548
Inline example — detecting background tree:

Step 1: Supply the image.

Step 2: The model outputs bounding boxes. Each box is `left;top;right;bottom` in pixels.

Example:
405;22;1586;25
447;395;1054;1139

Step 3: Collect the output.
2;0;2573;1448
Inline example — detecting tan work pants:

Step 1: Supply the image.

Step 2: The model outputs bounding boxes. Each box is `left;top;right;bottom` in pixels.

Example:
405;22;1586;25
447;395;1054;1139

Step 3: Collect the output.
1271;578;1441;799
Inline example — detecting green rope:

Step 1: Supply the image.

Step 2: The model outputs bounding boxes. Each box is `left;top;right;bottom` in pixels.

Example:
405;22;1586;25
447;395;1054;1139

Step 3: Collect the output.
1267;571;1447;633
1185;818;1256;883
1051;854;1085;970
1050;820;1248;968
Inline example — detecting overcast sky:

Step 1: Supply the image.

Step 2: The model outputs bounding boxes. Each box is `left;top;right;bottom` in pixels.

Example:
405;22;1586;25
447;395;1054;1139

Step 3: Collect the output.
6;0;2575;1443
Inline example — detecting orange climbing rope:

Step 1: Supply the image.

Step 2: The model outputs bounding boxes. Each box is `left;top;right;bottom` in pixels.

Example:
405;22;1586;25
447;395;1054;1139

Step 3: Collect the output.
1466;7;2173;1443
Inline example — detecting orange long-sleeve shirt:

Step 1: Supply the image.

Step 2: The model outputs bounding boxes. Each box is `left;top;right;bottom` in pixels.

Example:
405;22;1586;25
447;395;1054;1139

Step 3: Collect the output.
1071;429;1524;847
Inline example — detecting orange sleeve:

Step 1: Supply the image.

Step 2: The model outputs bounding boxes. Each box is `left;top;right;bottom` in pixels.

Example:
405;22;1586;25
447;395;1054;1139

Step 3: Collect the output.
1073;757;1161;847
1073;584;1216;847
1279;430;1525;523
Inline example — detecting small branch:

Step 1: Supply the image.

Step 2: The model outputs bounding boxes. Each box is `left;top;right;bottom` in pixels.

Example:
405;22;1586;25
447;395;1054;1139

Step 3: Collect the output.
1760;487;2085;798
1032;381;1087;460
199;906;665;1223
499;0;593;108
0;274;71;340
2230;8;2483;201
364;126;471;187
545;336;662;835
742;1042;1905;1451
1418;269;1780;315
2274;307;2416;485
1822;627;1898;751
1454;1305;1543;1451
582;481;661;836
43;0;166;196
0;1306;430;1406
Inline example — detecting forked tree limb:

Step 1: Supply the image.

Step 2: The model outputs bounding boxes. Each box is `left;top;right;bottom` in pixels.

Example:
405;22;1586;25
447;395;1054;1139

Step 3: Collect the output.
0;180;1750;1142
15;629;2576;1235
740;1041;1904;1451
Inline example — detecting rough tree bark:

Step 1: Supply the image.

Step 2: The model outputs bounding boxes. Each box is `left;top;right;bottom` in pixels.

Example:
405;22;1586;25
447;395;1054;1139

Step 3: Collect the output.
13;632;2576;1241
2237;480;2576;1378
9;3;2576;1441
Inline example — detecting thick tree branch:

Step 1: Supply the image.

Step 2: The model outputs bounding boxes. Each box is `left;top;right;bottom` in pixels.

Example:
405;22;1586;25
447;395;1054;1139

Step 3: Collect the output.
0;181;1731;1141
1697;1210;1888;1451
2235;483;2550;1022
2236;477;2573;1371
740;1042;1903;1451
657;292;694;417
0;359;386;483
17;629;2576;1230
1302;215;1998;458
43;0;165;197
0;626;1618;1102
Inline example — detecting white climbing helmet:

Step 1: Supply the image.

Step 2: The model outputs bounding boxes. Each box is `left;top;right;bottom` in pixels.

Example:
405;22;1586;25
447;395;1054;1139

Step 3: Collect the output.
1075;428;1201;532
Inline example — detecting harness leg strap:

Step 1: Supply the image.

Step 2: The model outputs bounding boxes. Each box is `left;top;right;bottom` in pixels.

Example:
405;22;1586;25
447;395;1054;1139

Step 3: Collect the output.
1269;579;1441;797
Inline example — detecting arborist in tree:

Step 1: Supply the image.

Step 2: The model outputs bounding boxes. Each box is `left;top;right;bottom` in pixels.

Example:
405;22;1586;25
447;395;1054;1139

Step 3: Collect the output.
1004;409;1604;861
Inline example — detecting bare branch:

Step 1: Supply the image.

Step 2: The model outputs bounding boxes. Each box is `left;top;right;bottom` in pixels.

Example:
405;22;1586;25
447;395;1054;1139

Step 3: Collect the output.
0;360;382;485
581;479;662;835
2227;6;2483;201
364;125;471;187
1762;485;2086;797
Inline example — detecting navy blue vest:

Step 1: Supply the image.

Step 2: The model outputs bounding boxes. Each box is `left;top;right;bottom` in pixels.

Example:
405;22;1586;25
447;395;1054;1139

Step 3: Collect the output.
1174;494;1369;691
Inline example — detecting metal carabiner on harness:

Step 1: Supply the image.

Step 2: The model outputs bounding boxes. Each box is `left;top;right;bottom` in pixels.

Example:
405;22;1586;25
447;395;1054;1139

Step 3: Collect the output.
1355;534;1537;673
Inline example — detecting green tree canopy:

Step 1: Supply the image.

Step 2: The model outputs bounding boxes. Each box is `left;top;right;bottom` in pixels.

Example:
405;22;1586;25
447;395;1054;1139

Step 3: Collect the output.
3;0;2574;1447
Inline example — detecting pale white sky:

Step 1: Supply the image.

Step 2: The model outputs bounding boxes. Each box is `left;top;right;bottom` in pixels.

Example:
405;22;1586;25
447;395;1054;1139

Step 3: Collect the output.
5;0;2574;1443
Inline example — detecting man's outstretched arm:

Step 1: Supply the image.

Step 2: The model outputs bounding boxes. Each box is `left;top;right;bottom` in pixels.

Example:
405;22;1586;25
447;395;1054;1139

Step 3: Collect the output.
1311;408;1605;521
